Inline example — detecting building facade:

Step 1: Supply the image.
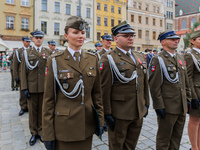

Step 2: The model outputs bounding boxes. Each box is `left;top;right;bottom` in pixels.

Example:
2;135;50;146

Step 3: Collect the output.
94;0;126;48
34;0;94;48
127;0;166;52
0;0;34;52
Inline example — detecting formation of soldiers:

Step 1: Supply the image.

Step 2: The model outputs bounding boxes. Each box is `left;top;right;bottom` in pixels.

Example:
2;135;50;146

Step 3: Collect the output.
8;15;200;150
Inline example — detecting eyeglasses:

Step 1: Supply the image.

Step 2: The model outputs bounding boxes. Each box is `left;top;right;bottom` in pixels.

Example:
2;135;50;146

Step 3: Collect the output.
35;37;43;39
117;34;136;38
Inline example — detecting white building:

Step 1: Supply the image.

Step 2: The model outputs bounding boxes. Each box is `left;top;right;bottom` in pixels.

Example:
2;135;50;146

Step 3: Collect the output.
34;0;94;49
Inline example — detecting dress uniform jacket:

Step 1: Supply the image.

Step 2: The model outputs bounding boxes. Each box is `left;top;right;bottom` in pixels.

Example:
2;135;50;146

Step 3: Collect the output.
100;48;149;120
13;48;23;79
184;48;200;117
42;49;104;142
149;50;191;114
21;47;52;93
8;53;16;88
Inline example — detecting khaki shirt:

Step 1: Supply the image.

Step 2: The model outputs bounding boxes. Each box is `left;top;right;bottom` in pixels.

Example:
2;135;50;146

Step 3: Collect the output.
100;47;149;120
149;50;191;114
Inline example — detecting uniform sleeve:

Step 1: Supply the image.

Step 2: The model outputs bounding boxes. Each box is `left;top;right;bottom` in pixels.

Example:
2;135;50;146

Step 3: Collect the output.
42;57;55;141
20;52;28;90
148;56;165;109
13;51;19;79
100;54;113;115
8;53;13;61
143;55;149;106
184;53;196;100
92;58;104;126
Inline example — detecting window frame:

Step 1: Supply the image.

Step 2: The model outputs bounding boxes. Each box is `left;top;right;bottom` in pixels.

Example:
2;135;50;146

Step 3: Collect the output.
41;21;47;34
6;16;14;29
41;0;47;11
54;22;60;35
66;4;71;15
21;18;29;30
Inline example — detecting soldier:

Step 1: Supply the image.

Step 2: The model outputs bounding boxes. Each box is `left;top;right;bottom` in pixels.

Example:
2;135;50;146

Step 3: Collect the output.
153;50;158;55
8;49;18;91
48;40;56;54
42;16;104;150
149;31;191;150
96;35;113;60
95;42;103;60
100;21;149;150
21;30;52;146
184;30;200;150
13;37;31;116
146;49;155;68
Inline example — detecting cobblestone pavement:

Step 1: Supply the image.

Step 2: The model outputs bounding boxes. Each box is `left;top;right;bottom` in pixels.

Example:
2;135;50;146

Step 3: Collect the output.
0;71;191;150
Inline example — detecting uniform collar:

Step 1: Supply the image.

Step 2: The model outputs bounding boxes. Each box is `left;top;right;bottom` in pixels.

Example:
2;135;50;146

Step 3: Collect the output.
23;46;29;50
165;50;176;57
103;47;109;51
193;47;200;54
117;46;131;55
34;45;42;52
68;46;82;57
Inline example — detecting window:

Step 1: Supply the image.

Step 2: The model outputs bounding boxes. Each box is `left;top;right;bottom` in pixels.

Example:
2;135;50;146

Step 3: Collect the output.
133;2;136;8
131;15;134;22
182;19;186;29
21;18;29;29
77;6;80;16
191;17;196;27
97;17;101;25
153;6;155;12
118;20;121;24
153;31;156;40
86;8;90;18
118;7;121;14
166;11;168;18
157;7;159;13
22;0;29;6
41;0;47;11
167;23;173;30
145;17;148;24
97;3;100;10
145;30;149;40
97;32;101;41
41;21;47;34
171;12;173;19
66;4;71;15
54;23;59;35
6;0;14;4
86;27;90;38
167;0;169;7
137;47;140;51
55;2;60;13
160;20;162;27
104;18;108;26
171;1;173;8
111;19;115;27
138;3;141;9
111;5;114;13
153;18;156;26
138;16;142;23
104;4;107;11
146;4;149;11
138;30;142;38
6;16;14;29
132;47;135;51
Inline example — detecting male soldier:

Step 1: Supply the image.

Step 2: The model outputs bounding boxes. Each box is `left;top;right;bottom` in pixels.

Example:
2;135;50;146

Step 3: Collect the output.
149;31;191;150
146;49;155;68
100;21;149;150
95;42;103;60
97;35;113;60
48;40;56;54
153;50;158;55
8;48;18;91
21;30;52;146
13;37;31;116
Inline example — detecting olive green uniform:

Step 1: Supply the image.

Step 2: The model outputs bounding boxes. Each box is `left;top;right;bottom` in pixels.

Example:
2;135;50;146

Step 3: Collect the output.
8;53;18;89
149;50;191;150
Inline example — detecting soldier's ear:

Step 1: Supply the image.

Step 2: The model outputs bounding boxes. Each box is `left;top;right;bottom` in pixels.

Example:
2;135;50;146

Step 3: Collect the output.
64;34;68;40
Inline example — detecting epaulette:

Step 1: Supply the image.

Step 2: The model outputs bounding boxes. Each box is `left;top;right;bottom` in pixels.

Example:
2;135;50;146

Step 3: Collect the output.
51;51;63;58
86;51;96;56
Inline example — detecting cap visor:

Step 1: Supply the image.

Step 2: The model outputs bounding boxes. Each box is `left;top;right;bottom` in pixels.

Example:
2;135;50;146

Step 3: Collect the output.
119;29;136;34
166;35;180;39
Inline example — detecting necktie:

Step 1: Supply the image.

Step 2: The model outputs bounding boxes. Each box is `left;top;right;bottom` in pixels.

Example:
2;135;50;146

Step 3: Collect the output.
74;52;80;66
37;48;40;54
173;55;177;63
126;52;131;57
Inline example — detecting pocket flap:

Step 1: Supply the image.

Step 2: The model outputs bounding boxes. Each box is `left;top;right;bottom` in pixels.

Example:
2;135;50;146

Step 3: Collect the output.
54;107;70;116
111;94;125;101
87;71;96;77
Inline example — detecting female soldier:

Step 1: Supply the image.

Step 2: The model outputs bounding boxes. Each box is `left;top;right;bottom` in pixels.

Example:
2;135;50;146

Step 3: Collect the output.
42;16;104;150
184;30;200;150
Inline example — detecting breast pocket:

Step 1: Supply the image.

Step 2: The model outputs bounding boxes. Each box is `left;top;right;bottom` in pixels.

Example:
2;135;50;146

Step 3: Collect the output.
28;55;38;65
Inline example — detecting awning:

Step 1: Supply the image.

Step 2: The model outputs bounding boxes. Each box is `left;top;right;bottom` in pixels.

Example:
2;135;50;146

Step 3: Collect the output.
0;38;9;52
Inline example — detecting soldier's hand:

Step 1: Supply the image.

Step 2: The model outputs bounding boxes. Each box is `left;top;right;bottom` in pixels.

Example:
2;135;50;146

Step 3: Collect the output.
22;89;30;99
104;114;115;131
144;105;149;118
155;109;165;118
15;78;20;84
44;140;55;150
187;99;191;114
191;99;200;109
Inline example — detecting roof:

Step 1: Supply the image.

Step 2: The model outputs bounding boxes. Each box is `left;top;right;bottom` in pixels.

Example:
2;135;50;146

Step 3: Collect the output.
0;38;9;52
176;30;189;35
175;0;200;17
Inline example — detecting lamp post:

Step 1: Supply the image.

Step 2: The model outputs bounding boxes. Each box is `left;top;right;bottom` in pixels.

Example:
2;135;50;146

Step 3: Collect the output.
79;0;89;30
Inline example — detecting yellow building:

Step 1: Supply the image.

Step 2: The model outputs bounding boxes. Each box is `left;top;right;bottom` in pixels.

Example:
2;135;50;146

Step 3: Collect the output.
0;0;34;50
94;0;126;48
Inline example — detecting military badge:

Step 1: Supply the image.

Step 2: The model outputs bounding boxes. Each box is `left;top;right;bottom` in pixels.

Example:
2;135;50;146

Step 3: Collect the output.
141;66;143;69
100;63;104;70
63;83;69;89
67;73;71;79
30;61;33;64
45;67;48;76
151;65;155;72
59;70;70;73
43;53;46;59
185;61;187;65
179;60;182;66
121;72;126;77
89;67;94;70
79;23;84;30
137;58;142;64
173;67;176;70
170;73;175;78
